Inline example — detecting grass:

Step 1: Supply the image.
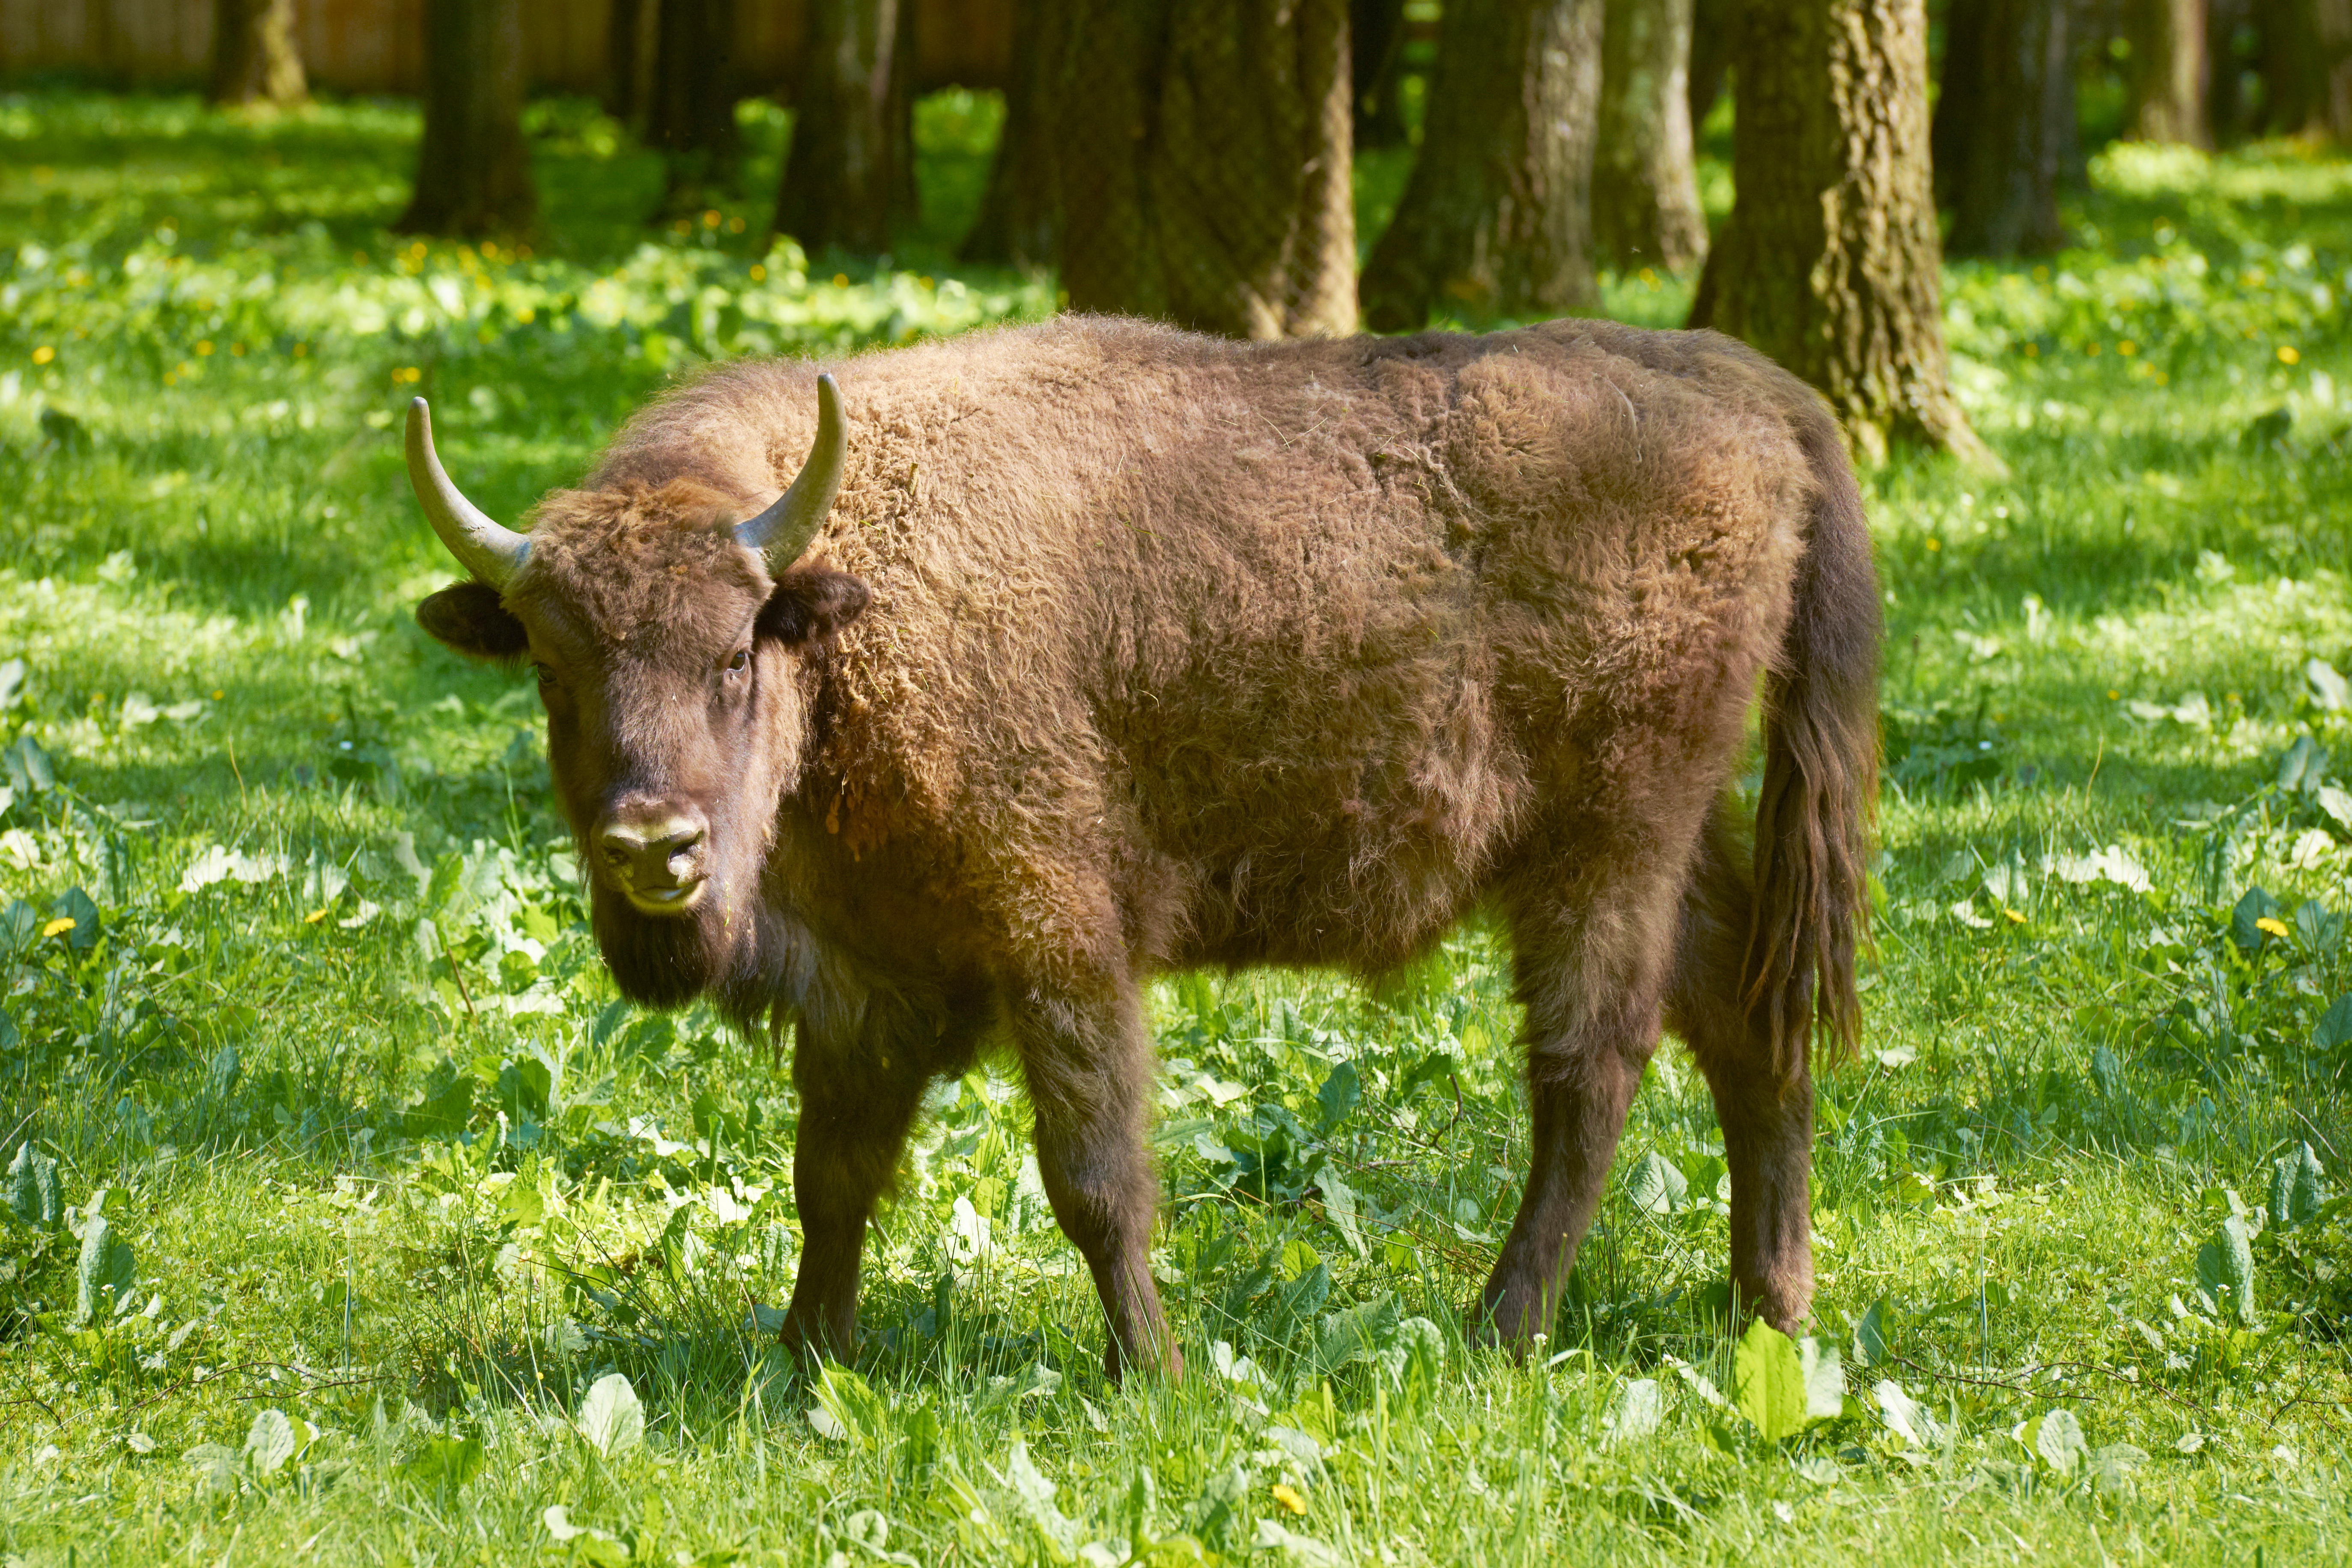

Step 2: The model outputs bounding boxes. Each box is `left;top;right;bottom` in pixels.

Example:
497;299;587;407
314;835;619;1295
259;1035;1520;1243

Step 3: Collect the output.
3;87;2351;1565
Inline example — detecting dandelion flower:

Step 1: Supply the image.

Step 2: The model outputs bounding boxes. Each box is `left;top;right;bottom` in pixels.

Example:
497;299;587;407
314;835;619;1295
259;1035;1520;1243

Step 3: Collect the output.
42;916;75;939
1270;1483;1308;1517
2256;916;2289;939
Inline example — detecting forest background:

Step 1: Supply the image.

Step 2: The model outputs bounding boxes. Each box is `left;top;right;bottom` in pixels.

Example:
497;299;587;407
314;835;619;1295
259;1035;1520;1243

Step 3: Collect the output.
3;1;2352;1563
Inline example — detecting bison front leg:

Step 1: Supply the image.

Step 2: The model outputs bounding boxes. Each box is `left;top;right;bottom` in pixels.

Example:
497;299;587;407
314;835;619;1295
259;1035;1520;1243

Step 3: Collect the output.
1008;977;1180;1383
776;1008;934;1364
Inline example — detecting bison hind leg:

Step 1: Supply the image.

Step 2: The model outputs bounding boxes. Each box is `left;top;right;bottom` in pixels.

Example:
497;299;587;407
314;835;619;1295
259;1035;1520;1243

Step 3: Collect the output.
1664;799;1816;1333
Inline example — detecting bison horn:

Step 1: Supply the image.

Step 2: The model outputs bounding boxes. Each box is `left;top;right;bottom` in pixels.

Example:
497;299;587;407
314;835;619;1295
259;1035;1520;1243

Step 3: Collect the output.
735;372;847;570
405;397;531;588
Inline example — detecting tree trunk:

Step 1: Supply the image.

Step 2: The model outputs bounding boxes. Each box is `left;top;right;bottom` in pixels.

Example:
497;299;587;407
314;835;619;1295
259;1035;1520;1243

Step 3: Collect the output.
210;0;305;107
648;0;742;215
2257;0;2352;138
2208;0;2254;143
775;0;916;255
963;0;1061;265
1687;0;1733;131
1353;0;1412;149
1935;0;2071;256
1688;0;1985;464
1053;0;1357;340
2127;0;2211;145
605;0;662;131
1593;0;1707;273
1360;0;1604;330
397;0;538;239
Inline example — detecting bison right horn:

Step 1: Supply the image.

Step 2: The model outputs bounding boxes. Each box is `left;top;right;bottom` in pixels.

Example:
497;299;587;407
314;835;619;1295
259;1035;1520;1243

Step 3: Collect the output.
735;372;847;571
405;397;531;588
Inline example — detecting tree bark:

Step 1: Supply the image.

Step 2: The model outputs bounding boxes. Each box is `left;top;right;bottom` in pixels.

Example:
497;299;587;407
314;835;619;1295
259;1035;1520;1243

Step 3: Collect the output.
2127;0;2211;145
210;0;305;107
2256;0;2352;138
1053;0;1357;340
1934;0;2071;256
1688;0;1985;464
963;0;1061;265
397;0;539;239
1593;0;1708;273
775;0;916;255
2208;0;2254;143
648;0;742;215
1353;0;1412;149
1360;0;1604;330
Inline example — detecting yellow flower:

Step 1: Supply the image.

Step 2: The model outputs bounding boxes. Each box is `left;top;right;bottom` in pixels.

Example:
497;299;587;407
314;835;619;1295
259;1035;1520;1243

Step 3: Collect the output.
1925;537;1942;552
2107;689;2120;700
2278;346;2301;365
749;264;766;283
42;916;76;938
2256;916;2289;938
304;908;329;925
2002;908;2027;924
1270;1483;1308;1517
32;345;54;364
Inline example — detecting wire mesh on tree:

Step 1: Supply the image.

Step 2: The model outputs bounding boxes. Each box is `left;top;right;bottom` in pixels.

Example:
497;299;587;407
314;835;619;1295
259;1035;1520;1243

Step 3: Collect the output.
1047;0;1357;340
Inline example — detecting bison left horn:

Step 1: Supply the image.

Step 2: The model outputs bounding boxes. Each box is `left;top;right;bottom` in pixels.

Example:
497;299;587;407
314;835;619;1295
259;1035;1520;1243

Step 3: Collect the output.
405;397;531;588
735;372;847;570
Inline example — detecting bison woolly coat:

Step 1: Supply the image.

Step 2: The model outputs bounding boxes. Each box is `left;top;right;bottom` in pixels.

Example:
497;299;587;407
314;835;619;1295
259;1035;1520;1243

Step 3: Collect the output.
414;314;1877;1375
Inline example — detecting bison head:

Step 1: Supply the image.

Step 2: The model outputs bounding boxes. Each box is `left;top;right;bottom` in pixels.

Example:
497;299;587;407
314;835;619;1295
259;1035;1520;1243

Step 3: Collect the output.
406;378;865;1009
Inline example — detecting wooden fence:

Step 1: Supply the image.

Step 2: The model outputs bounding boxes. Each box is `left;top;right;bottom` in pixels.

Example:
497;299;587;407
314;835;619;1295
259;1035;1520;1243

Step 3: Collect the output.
0;0;1014;97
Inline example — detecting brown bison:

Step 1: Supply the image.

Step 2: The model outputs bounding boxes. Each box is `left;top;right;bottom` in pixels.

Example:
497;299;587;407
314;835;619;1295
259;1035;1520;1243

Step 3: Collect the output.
407;315;1877;1379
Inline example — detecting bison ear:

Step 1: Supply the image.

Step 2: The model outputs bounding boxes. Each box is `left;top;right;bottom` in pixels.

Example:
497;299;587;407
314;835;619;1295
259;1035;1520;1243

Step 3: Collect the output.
757;568;869;648
417;582;529;663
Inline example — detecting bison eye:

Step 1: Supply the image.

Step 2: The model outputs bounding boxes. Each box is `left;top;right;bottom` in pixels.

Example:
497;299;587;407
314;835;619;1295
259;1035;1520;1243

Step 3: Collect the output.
531;661;557;686
725;649;751;677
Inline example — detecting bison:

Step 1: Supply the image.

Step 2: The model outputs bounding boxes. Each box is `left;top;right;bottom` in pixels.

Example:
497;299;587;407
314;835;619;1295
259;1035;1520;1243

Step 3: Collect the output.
407;315;1877;1379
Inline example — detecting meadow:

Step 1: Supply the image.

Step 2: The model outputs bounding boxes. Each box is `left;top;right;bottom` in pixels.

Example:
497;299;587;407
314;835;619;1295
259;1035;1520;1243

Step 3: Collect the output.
1;86;2350;1565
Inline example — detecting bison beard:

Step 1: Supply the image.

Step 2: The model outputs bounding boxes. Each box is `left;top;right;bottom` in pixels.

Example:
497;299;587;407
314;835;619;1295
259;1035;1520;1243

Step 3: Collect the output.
406;314;1880;1382
589;882;733;1009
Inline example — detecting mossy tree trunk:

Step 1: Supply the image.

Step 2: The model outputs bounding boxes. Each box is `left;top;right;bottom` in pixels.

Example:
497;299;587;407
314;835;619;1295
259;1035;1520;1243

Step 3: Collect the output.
1688;0;1985;464
1933;0;2071;256
1360;0;1604;330
1593;0;1707;274
2128;0;2212;146
210;0;305;108
648;0;742;216
1053;0;1356;340
775;0;917;256
397;0;539;240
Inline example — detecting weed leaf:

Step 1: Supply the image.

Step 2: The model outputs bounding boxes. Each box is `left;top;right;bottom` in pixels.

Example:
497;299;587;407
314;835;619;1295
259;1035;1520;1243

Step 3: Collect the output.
1733;1318;1810;1440
244;1408;295;1475
577;1371;644;1457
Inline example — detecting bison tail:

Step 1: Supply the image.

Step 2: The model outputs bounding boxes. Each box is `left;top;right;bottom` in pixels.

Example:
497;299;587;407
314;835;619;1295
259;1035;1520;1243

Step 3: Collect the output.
1743;411;1881;1079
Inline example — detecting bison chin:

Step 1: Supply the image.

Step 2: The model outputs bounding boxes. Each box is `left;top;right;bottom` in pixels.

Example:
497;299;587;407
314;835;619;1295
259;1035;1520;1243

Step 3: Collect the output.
589;883;737;1009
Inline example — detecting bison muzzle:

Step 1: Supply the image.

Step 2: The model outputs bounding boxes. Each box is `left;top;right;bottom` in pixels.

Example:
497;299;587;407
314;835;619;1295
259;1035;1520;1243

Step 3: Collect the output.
408;316;1878;1380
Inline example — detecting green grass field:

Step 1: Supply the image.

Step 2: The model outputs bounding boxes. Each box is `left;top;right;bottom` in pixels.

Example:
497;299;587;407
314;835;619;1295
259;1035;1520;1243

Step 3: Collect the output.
3;89;2350;1565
